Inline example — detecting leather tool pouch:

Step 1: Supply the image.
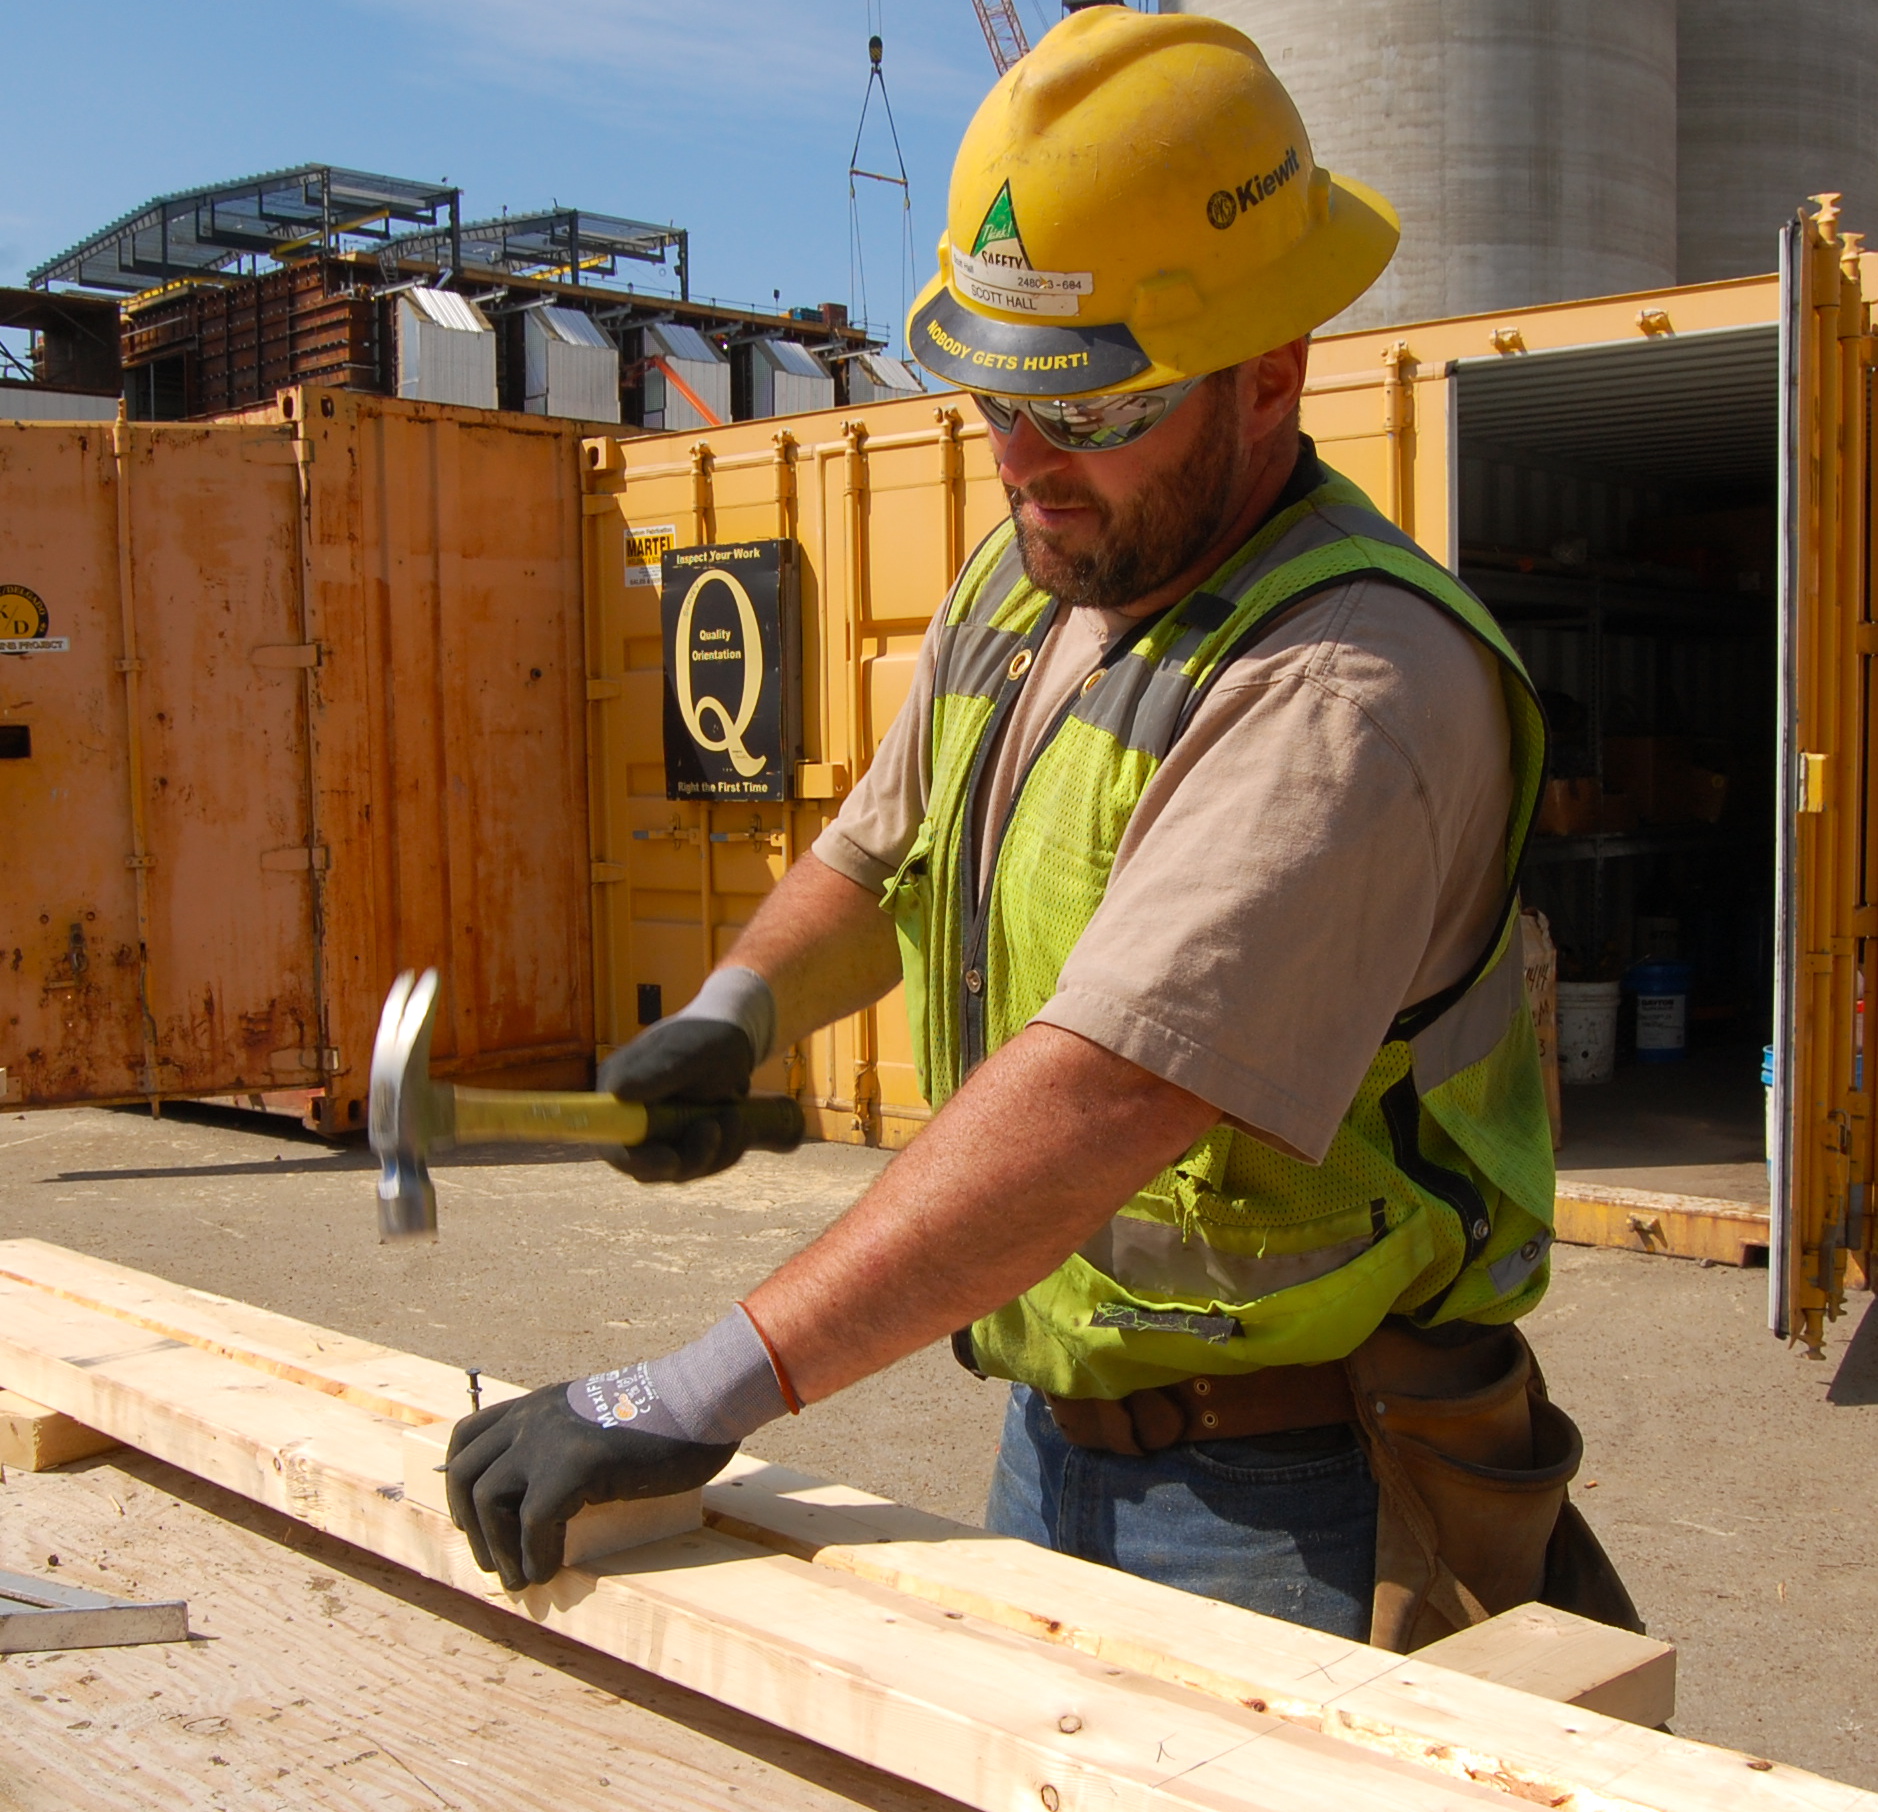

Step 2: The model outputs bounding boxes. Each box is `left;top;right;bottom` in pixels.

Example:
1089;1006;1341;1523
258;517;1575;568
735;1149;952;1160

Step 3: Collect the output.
1348;1321;1642;1652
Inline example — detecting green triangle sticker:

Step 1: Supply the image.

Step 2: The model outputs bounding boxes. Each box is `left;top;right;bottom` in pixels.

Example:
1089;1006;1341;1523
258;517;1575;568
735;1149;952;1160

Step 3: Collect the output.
971;181;1028;263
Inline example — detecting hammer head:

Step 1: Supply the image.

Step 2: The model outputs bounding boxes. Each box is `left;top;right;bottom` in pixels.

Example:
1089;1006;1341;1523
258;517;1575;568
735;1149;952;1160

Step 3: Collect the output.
369;968;454;1242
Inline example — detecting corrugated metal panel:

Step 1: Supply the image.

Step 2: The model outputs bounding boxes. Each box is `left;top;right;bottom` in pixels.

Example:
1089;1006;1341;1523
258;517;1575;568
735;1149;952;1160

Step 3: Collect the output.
0;388;117;421
643;323;728;432
743;338;834;419
524;307;620;422
396;293;496;410
768;339;827;380
1454;325;1778;485
537;306;613;351
405;289;490;335
847;352;925;406
582;392;1001;1149
645;323;719;365
2;392;597;1126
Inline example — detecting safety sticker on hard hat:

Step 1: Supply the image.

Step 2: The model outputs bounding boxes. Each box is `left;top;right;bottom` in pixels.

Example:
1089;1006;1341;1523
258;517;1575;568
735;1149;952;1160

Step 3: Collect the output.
953;181;1092;317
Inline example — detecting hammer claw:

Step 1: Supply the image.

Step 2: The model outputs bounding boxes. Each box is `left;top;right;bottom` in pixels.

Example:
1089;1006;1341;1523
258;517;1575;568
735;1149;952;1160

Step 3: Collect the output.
370;967;446;1242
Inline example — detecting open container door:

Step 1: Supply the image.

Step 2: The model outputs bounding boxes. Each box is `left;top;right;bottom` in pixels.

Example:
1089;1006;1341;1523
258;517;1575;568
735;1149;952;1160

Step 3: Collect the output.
1301;343;1456;557
1772;198;1876;1351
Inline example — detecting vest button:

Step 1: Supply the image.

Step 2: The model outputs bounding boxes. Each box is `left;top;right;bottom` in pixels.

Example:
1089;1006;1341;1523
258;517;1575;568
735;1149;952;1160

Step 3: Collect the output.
1007;648;1033;680
965;968;984;994
1472;1218;1491;1241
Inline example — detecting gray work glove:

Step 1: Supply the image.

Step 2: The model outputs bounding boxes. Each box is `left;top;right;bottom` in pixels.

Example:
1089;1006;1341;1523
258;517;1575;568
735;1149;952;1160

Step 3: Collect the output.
597;967;779;1183
445;1305;791;1589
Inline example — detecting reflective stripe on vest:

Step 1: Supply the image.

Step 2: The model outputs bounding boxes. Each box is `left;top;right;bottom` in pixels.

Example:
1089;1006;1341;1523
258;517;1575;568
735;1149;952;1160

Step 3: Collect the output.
883;470;1557;1400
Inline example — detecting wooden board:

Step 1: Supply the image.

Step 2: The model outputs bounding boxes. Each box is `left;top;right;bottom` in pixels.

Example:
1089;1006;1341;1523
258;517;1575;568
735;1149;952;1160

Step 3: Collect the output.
0;1386;122;1470
0;1274;1521;1812
1416;1605;1676;1728
0;1445;967;1812
0;1240;1867;1812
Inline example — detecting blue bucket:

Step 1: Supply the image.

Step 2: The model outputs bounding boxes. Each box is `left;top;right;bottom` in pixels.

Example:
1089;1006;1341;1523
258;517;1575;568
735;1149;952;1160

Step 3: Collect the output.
1625;960;1693;1063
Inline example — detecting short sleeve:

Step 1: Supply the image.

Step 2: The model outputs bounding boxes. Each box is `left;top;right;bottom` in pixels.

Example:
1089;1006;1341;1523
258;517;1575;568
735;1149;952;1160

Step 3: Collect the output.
1031;581;1512;1164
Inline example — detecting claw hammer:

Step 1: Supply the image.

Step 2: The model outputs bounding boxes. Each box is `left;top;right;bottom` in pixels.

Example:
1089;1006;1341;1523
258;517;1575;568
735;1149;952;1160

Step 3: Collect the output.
369;968;805;1241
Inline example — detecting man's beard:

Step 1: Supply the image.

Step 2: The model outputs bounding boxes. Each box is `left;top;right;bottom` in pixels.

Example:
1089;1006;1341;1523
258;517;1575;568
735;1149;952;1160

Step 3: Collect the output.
1005;377;1244;612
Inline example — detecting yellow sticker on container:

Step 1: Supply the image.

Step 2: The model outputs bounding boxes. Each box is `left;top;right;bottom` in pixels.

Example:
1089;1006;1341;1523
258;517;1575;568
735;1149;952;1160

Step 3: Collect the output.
0;583;68;654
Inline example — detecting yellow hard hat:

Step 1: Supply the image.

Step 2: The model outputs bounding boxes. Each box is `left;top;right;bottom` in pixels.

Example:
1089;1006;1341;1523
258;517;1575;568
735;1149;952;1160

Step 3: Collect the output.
908;8;1398;398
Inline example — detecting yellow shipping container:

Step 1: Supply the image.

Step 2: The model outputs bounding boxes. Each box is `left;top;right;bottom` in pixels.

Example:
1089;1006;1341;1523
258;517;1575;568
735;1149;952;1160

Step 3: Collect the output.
585;199;1875;1354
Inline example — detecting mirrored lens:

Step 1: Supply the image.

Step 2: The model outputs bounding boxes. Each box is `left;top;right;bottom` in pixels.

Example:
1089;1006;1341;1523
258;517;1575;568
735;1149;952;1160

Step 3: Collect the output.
970;380;1198;453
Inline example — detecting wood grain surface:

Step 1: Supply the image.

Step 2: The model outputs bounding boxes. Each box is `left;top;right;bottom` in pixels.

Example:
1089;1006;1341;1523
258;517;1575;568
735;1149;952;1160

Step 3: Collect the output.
0;1448;967;1812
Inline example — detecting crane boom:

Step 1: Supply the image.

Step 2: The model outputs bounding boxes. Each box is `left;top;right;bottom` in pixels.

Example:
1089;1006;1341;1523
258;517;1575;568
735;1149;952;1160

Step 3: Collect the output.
971;0;1032;74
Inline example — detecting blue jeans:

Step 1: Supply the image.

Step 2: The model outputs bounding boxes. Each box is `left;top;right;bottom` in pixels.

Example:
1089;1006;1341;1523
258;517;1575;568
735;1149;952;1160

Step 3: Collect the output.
985;1383;1377;1639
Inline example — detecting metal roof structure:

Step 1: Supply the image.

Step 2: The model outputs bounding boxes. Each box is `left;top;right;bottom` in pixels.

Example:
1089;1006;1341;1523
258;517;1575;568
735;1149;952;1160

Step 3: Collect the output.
29;166;461;295
380;208;689;298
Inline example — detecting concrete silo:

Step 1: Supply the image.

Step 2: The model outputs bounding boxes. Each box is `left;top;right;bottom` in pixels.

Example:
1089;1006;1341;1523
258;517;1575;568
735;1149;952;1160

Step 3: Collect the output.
1676;0;1878;283
1165;0;1679;328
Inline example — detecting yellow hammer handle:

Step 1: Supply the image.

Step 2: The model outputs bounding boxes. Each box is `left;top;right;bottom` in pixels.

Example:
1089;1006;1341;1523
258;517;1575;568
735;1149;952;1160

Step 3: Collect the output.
450;1088;651;1146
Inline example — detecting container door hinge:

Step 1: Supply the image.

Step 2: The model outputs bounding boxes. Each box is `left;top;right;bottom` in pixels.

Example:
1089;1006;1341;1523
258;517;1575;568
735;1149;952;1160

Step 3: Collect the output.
260;845;330;872
124;853;156;871
590;862;630;884
586;678;624;701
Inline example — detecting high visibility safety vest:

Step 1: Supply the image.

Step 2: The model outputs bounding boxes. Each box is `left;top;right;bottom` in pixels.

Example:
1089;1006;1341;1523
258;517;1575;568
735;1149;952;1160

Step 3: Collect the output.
883;469;1557;1401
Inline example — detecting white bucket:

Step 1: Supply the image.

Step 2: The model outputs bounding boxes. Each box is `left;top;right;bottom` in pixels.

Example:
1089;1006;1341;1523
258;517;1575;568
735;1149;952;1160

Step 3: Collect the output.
1556;981;1621;1084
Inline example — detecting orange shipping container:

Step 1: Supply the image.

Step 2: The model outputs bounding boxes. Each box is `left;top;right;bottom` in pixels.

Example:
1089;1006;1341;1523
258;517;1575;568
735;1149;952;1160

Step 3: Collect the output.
1;389;598;1131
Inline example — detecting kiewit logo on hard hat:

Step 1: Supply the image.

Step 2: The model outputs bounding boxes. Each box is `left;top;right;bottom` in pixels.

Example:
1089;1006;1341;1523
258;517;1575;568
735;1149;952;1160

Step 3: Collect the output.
1205;146;1302;230
949;181;1094;318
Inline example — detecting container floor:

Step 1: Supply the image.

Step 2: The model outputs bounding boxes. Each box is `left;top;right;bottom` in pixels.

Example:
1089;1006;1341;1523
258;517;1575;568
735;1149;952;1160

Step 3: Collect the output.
1555;1040;1769;1205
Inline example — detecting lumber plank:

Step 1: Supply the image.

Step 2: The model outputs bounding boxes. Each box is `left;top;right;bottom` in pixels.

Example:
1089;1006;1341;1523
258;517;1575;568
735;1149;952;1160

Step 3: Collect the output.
0;1239;1865;1812
0;1237;503;1426
0;1277;1514;1812
1416;1604;1676;1728
0;1449;966;1812
0;1385;120;1470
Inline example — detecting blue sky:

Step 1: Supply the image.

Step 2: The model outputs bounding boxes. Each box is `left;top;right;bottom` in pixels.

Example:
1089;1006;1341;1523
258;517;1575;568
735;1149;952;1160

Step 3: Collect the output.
3;1;1092;356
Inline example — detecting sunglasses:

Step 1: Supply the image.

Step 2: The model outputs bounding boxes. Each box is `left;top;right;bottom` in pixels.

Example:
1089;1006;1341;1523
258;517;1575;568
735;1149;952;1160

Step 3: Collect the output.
969;377;1202;453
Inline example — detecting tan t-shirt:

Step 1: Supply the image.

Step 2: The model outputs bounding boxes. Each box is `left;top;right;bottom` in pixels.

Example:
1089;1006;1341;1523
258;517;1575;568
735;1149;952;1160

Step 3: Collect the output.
813;573;1513;1166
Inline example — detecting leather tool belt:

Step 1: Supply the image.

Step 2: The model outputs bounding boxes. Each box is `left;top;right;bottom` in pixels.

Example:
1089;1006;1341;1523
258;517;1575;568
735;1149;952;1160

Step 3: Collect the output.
1037;1318;1641;1653
1043;1360;1354;1456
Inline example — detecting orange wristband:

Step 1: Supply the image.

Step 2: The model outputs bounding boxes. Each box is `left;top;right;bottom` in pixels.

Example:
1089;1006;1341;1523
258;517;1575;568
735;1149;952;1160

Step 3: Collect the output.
737;1300;803;1415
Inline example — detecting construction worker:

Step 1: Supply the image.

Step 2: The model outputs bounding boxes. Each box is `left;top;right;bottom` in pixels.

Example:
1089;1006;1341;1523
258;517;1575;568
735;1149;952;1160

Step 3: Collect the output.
448;9;1610;1648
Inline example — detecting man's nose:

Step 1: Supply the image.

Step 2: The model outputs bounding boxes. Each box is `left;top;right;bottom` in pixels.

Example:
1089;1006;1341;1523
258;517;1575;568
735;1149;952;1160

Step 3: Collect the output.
994;410;1073;492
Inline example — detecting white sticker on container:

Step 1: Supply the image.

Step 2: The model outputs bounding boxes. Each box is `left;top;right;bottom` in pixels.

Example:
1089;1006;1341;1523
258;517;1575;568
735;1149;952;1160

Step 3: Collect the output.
0;638;69;654
624;525;676;590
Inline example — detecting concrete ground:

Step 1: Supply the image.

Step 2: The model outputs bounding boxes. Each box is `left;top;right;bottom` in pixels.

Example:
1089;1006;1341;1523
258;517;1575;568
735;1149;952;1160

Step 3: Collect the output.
1;1102;1874;1790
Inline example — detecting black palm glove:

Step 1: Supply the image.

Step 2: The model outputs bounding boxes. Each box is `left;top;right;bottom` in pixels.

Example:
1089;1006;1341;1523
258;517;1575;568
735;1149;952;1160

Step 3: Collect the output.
597;1016;755;1181
445;1382;737;1589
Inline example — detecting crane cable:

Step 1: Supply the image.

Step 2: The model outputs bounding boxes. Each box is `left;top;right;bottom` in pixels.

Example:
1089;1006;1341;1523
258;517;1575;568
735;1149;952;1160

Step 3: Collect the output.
847;4;916;355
